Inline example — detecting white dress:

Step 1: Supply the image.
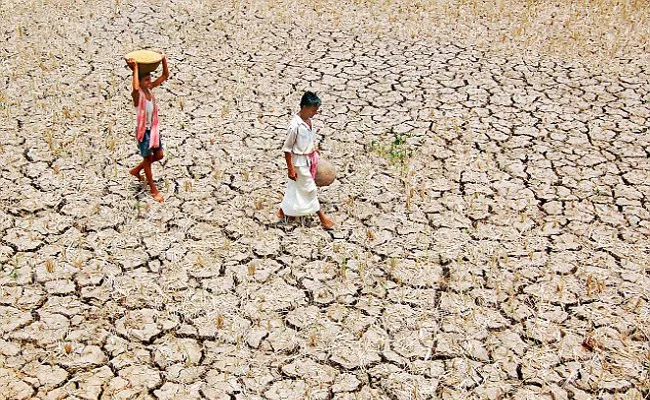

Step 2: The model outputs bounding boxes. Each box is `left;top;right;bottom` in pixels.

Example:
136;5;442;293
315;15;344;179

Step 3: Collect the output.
280;114;319;216
145;99;154;129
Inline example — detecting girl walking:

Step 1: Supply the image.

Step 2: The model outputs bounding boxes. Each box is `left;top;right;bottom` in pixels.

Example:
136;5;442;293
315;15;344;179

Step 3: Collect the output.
126;54;169;202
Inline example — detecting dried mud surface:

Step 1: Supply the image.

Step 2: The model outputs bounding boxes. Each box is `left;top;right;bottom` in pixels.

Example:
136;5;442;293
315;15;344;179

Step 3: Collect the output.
1;1;649;399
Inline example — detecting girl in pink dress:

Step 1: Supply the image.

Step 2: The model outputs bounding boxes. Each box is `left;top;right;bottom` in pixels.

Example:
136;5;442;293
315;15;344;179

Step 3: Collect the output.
126;54;169;202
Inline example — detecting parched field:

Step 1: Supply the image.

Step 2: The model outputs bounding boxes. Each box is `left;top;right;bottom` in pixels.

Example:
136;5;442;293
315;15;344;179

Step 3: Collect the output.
1;1;649;399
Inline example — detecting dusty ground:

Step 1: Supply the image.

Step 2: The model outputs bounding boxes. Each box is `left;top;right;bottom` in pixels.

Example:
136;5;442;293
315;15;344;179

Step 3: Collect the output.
1;0;649;399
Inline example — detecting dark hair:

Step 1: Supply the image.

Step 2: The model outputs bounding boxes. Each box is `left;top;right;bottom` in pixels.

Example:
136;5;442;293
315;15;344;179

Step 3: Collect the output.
300;91;321;108
139;72;151;80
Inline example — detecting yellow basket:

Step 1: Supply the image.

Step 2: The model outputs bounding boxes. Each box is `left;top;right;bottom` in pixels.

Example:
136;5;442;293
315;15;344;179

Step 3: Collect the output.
124;50;162;75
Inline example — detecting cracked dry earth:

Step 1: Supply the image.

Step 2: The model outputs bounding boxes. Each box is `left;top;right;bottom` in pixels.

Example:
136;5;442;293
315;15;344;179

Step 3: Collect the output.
1;1;650;399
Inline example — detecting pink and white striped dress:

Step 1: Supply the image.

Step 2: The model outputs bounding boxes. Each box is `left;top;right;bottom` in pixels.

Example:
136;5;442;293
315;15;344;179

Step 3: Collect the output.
135;89;160;149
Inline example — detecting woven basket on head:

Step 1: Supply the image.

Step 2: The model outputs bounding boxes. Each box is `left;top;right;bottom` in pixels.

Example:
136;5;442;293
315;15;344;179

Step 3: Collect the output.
124;50;162;75
315;158;336;187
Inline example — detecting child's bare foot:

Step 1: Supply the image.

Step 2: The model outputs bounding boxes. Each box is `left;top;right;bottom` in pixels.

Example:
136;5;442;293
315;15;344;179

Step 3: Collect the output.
151;191;164;202
130;169;144;182
320;217;335;230
277;208;296;222
317;210;334;230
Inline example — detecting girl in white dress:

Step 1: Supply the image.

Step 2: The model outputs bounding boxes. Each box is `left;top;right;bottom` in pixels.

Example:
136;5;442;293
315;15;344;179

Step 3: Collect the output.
278;92;334;229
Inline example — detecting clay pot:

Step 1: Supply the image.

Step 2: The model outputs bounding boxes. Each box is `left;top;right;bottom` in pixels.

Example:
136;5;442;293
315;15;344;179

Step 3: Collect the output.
315;158;336;187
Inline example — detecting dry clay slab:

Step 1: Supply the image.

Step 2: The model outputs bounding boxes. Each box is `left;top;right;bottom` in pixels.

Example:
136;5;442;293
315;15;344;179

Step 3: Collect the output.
124;49;162;75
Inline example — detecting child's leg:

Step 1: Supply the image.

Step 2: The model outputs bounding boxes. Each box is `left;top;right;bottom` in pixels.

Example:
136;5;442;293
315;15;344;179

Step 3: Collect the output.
152;148;164;162
132;148;164;189
130;161;145;181
142;155;164;202
317;209;334;229
133;149;163;172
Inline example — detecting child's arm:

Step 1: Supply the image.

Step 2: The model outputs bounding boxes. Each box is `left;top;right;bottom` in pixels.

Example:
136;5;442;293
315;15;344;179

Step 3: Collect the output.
284;152;297;180
282;126;298;180
152;54;170;88
127;58;140;106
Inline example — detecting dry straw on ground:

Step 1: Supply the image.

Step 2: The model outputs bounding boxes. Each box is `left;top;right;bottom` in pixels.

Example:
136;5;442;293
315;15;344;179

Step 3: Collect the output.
308;0;650;63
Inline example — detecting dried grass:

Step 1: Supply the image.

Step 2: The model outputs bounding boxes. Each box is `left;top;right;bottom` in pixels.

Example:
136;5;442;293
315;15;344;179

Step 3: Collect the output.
305;0;650;66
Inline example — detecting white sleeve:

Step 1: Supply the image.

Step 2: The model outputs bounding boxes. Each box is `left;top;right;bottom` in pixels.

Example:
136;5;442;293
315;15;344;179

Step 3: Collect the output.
282;125;297;153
